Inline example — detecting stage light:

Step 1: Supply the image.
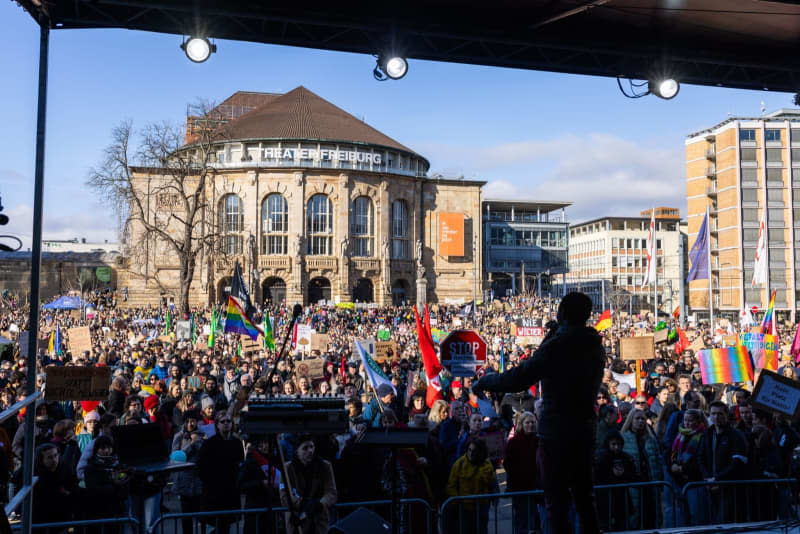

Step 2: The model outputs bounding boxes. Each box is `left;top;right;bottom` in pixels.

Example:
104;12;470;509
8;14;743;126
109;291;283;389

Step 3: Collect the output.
181;37;216;63
649;78;680;100
373;54;408;81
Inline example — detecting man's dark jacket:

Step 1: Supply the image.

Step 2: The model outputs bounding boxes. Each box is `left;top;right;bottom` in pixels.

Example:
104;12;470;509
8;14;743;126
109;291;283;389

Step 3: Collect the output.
698;425;749;481
475;323;605;441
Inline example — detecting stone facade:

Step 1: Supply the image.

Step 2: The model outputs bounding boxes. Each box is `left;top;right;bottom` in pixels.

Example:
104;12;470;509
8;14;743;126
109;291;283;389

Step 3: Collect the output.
119;170;483;308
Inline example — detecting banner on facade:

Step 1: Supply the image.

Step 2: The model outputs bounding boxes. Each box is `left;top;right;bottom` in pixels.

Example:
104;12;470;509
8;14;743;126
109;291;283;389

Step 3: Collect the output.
439;212;464;256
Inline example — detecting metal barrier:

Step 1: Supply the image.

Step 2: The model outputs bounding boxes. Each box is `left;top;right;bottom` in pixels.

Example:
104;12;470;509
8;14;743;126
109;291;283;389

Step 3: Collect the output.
680;478;798;527
148;507;288;534
148;498;432;534
332;498;433;534
18;516;141;534
440;481;676;533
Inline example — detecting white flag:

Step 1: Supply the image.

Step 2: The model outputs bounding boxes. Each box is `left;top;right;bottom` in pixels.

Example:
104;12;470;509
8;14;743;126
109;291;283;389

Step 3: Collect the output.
354;338;396;394
752;214;768;287
642;211;657;287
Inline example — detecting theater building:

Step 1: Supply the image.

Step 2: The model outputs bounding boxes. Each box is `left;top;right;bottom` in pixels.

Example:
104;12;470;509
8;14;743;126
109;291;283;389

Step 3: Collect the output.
120;87;484;307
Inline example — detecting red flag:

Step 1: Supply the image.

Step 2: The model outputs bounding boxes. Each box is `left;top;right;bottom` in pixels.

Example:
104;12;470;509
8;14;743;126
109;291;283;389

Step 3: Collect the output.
340;354;346;379
674;328;690;355
414;305;443;407
672;305;680;320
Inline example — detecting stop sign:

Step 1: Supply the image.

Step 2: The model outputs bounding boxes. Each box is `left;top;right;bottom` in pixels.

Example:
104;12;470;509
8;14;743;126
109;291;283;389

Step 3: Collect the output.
440;330;487;376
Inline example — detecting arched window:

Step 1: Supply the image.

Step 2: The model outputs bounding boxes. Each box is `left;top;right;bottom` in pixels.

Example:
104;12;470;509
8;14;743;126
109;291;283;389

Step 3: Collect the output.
262;194;288;254
219;194;243;255
350;196;374;256
391;200;409;259
307;194;333;255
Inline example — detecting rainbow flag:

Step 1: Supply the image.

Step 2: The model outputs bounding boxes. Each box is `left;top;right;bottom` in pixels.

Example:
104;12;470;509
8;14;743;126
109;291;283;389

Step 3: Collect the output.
760;289;777;336
594;310;612;332
697;346;754;385
224;296;262;341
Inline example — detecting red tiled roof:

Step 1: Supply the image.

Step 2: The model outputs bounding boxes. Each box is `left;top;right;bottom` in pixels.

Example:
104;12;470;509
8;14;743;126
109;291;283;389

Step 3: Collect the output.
222;86;418;155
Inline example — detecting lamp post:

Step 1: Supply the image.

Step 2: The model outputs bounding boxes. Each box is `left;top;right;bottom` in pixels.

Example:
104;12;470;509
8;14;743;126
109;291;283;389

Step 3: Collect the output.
473;234;478;321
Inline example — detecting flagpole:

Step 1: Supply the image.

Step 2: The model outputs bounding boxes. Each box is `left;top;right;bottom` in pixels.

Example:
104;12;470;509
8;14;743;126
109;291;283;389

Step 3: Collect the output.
653;211;658;325
706;206;714;330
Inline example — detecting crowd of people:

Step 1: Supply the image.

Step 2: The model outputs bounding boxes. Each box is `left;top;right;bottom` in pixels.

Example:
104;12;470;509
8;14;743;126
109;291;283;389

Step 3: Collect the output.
0;289;798;533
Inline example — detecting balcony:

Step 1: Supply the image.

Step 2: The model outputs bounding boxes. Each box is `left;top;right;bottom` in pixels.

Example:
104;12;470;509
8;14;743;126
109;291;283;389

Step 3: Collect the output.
306;256;338;270
705;148;716;159
390;259;413;272
705;167;716;177
705;185;717;197
258;256;290;270
352;258;380;272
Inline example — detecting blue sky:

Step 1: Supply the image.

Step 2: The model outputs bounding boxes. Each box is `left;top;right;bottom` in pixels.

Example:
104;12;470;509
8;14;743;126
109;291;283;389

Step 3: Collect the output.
0;2;792;250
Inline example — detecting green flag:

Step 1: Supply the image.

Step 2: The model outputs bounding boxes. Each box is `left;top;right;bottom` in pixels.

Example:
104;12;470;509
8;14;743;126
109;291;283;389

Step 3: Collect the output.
208;307;216;348
164;309;172;335
377;328;391;341
655;321;667;331
190;313;197;344
263;309;275;350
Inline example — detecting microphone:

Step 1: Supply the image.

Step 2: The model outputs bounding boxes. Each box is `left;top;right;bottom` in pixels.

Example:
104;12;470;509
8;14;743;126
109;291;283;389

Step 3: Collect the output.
292;303;302;319
263;303;303;384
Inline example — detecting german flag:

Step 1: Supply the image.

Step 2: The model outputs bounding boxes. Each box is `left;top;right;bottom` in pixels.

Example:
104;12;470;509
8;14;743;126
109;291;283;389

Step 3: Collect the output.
594;310;612;332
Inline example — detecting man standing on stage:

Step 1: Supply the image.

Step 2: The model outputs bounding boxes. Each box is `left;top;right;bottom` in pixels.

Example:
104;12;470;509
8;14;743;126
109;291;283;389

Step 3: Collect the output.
472;292;605;534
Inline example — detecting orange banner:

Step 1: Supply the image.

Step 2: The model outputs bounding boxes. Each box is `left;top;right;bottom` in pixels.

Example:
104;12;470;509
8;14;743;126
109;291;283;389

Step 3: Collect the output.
439;212;464;256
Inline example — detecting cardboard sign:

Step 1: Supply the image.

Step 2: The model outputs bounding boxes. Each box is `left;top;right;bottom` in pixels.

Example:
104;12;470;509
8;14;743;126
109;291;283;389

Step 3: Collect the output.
311;333;329;352
375;341;397;362
514;318;544;338
689;336;706;353
722;335;738;347
186;375;204;391
176;320;191;340
67;327;92;356
654;329;669;344
241;336;262;353
480;432;505;461
157;335;173;345
739;333;779;370
295;358;326;380
44;365;111;401
620;336;655;360
69;309;81;321
751;369;800;419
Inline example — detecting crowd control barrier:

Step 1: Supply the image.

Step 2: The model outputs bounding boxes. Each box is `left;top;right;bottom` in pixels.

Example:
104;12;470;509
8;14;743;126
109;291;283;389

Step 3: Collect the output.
680;478;798;527
25;516;141;534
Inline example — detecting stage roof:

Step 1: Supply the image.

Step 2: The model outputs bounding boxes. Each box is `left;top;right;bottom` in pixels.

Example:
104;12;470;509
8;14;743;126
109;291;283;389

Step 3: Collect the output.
15;1;800;93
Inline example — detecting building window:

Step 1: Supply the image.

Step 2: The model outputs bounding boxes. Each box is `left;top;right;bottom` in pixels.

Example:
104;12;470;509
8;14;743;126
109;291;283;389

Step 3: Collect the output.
391;200;410;259
219;194;243;255
740;129;756;142
766;148;783;163
742;168;758;183
743;229;759;243
768;189;785;206
262;194;288;255
350;196;374;257
767;168;784;185
766;129;782;142
740;148;757;162
307;194;333;255
768;228;785;244
744;247;756;261
742;189;759;203
769;209;785;226
742;208;759;223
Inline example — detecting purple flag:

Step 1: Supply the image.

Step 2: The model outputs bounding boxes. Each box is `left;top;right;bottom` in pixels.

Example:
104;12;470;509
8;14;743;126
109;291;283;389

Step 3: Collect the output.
791;323;800;364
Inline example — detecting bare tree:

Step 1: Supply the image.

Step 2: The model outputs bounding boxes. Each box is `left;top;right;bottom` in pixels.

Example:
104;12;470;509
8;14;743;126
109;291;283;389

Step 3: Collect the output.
87;103;228;315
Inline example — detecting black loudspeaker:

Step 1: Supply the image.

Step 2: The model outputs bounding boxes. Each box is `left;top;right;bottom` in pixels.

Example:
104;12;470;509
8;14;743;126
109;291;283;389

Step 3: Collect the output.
327;507;391;534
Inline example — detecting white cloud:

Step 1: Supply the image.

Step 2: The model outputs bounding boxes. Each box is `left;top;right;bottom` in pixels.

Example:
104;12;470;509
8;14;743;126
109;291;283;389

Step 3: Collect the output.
424;133;685;223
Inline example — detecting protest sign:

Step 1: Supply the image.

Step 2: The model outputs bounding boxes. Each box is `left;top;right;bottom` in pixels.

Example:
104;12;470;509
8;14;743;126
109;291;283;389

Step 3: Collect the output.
751;369;800;418
176;321;191;340
514;318;544;337
45;365;111;401
375;341;397;362
311;333;329;352
18;332;30;358
620;336;655;360
654;329;669;344
480;432;505;461
516;336;544;347
722;335;738;347
738;333;779;370
157;335;173;345
296;325;313;353
242;336;261;353
612;371;637;391
689;336;706;353
186;375;205;391
295;358;326;380
68;327;92;355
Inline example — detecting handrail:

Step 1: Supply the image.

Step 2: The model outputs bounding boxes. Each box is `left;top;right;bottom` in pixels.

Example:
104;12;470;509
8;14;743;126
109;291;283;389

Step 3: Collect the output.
0;392;41;424
5;478;37;516
27;516;140;531
681;477;797;496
